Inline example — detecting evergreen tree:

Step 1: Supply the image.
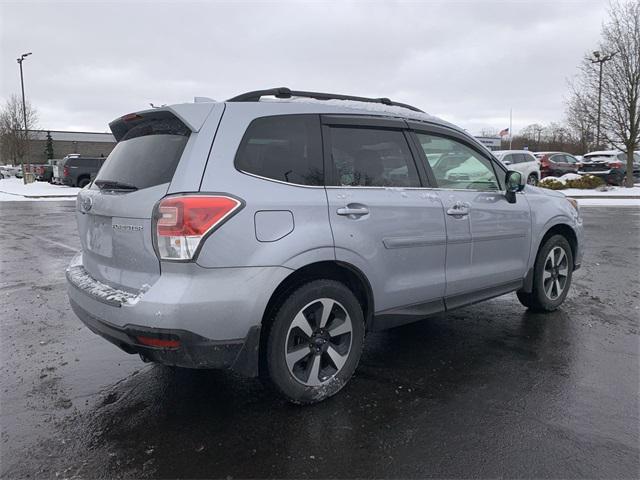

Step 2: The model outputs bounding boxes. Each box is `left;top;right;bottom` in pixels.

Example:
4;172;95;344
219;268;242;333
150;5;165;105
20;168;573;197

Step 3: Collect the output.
44;130;54;160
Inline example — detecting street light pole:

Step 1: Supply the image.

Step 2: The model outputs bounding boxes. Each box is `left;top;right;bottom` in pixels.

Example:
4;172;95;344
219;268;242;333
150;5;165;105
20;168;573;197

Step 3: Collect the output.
591;50;616;149
16;52;32;183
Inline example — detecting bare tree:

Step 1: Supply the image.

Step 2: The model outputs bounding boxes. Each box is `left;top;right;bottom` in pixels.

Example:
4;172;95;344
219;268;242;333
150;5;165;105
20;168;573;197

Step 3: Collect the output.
0;94;38;165
565;94;595;153
569;0;640;187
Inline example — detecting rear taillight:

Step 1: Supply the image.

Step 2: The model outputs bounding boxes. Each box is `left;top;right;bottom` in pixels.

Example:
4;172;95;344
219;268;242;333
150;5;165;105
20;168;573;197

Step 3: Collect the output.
63;166;69;177
154;195;243;260
609;161;623;168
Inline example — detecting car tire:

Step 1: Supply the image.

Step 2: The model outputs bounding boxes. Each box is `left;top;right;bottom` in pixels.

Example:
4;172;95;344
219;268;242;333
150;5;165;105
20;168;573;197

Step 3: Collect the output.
517;234;573;312
527;173;538;186
265;279;365;404
77;178;90;188
609;172;624;186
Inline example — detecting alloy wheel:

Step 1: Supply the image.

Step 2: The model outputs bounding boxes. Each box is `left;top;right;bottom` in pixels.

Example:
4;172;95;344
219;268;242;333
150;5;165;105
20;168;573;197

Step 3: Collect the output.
543;246;569;300
284;298;353;387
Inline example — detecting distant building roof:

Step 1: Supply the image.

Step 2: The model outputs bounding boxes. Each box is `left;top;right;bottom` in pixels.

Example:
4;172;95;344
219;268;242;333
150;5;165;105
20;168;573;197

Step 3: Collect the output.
31;129;115;143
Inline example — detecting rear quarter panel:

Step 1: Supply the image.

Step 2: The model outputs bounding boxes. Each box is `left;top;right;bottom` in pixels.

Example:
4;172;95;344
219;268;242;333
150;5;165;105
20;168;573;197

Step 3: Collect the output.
196;104;335;269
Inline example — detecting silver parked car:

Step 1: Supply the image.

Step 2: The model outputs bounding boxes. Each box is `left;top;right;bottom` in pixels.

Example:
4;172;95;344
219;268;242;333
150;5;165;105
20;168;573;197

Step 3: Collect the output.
67;88;584;404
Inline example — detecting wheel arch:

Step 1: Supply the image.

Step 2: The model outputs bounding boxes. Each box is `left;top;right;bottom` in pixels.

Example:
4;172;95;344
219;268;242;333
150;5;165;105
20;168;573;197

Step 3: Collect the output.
76;173;91;187
523;222;578;293
258;260;374;375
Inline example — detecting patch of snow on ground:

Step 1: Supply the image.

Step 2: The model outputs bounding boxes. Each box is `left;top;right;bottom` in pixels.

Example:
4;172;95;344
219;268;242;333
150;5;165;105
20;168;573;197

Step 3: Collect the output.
576;198;640;207
0;177;80;201
562;186;640;197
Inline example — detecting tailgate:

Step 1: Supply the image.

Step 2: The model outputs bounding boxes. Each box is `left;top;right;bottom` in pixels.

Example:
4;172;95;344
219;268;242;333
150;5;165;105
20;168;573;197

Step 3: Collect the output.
75;113;191;291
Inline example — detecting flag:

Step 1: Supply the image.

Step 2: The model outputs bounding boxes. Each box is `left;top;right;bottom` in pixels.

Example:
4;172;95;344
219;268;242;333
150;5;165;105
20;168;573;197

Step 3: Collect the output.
499;128;510;137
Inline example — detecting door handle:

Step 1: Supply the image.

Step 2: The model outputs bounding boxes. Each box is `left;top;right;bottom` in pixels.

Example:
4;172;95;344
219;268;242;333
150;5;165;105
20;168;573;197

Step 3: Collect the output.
337;206;369;217
446;201;470;216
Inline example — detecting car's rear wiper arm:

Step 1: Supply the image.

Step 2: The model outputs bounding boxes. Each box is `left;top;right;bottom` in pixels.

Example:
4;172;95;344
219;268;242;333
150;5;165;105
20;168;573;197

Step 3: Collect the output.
94;180;138;191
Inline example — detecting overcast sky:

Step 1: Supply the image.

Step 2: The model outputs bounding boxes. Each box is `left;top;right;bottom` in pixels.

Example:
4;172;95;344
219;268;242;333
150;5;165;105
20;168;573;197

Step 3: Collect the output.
1;0;608;135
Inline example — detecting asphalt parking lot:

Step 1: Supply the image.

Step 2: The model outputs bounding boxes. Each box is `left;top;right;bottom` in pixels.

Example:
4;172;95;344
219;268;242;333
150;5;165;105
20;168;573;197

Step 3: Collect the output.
1;201;638;479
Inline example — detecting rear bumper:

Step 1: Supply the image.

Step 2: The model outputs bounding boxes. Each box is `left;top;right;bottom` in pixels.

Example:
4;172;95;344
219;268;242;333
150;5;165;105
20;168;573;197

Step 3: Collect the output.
66;253;292;375
69;297;260;373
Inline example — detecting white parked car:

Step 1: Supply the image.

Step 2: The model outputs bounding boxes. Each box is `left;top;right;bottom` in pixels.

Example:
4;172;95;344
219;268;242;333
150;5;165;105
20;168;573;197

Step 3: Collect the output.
0;165;22;179
492;150;541;185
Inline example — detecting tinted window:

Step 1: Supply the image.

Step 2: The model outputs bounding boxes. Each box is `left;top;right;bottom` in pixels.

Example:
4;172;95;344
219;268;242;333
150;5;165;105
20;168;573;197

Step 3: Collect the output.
72;158;100;168
235;115;323;186
417;133;500;190
328;127;420;187
563;155;577;164
94;117;190;190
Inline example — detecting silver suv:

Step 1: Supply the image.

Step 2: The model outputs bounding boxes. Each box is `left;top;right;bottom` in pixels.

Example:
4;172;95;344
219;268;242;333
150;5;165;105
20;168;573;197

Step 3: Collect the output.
67;88;583;404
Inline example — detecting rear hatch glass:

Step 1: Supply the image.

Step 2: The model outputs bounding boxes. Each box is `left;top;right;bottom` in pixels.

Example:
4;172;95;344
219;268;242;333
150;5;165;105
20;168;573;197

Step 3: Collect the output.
93;117;189;191
77;114;191;291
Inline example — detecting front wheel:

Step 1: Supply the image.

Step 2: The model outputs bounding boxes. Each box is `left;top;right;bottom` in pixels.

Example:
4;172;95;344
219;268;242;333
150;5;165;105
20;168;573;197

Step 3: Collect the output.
265;279;365;404
77;178;90;188
527;174;538;186
517;234;573;312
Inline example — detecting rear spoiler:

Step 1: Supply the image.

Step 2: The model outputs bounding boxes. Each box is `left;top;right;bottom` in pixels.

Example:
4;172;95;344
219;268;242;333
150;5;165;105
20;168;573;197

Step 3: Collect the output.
109;102;217;142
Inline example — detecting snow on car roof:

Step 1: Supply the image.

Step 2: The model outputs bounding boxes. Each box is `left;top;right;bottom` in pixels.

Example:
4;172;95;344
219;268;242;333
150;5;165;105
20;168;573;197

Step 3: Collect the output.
260;96;452;126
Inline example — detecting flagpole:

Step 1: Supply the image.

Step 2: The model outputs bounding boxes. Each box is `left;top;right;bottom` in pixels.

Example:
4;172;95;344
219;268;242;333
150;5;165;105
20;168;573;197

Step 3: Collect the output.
509;108;513;149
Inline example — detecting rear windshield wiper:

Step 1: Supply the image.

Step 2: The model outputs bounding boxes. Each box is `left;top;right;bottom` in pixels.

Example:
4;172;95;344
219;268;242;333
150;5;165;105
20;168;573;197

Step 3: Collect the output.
94;180;138;191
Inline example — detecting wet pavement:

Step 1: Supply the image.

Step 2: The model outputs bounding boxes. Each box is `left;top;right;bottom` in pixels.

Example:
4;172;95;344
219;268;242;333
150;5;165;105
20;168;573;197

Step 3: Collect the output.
1;201;638;479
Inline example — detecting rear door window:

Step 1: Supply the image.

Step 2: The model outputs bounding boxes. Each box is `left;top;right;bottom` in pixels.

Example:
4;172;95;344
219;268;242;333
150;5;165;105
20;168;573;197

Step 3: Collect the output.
94;117;190;190
235;114;323;186
327;127;420;187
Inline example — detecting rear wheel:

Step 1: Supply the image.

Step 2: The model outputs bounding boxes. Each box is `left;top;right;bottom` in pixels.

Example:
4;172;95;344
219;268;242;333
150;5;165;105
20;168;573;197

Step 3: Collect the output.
517;234;573;312
265;279;365;404
527;173;538;186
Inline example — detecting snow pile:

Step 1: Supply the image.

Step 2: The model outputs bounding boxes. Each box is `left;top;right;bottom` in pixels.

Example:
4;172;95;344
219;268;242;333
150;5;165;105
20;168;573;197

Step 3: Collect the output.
0;177;80;201
540;173;583;185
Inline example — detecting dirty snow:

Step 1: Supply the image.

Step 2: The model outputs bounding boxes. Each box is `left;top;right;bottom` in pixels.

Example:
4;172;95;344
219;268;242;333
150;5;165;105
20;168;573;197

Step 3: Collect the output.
562;186;640;197
0;177;80;201
67;263;141;306
574;198;640;207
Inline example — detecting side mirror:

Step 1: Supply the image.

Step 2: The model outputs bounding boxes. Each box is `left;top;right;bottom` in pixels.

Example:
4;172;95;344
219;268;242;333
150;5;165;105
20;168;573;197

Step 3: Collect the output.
505;170;524;204
503;160;512;166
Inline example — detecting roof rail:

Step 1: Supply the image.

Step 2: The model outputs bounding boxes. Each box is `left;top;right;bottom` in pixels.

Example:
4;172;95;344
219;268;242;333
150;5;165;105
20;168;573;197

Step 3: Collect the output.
226;87;424;113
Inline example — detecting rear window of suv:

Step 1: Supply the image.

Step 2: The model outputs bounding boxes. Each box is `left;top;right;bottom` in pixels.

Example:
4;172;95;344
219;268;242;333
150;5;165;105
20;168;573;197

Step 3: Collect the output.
94;117;190;190
235;115;323;186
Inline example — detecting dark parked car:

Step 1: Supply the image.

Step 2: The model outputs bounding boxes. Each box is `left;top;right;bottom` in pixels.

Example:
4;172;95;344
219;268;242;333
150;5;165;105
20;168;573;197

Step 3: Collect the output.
54;155;106;188
534;152;580;178
579;150;640;186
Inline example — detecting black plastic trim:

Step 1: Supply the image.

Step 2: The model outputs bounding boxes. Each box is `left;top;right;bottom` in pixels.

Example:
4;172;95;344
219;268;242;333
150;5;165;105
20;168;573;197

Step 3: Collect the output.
372;299;445;331
70;298;259;374
320;114;408;129
445;279;523;311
